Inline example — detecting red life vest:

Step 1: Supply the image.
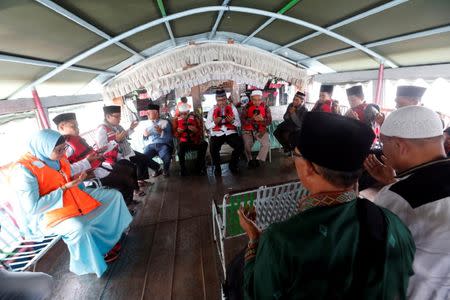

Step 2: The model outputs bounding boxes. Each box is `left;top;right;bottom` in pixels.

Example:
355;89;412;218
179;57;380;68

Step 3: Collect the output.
65;135;102;169
177;114;198;143
313;99;340;114
351;103;368;123
242;103;267;132
97;124;119;164
18;153;101;228
212;105;236;131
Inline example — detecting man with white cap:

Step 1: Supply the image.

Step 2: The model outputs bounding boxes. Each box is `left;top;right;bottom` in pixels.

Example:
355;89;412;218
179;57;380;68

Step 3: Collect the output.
240;90;272;168
172;103;208;176
206;89;244;176
365;106;450;300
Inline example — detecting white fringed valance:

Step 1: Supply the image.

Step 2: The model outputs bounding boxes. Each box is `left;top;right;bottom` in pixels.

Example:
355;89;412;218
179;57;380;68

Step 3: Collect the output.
144;61;269;100
103;43;308;100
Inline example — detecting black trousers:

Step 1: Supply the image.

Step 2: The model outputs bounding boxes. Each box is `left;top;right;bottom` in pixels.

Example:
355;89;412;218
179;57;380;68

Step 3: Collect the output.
99;159;138;205
273;121;295;151
178;140;208;171
129;150;150;180
223;249;245;300
210;133;244;168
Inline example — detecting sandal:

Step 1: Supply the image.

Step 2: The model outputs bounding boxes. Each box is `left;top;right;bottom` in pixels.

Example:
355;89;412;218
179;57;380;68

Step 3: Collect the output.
104;250;120;263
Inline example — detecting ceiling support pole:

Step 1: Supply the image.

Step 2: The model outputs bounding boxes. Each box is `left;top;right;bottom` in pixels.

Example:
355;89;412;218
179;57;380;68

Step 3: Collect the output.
32;89;50;129
374;63;385;106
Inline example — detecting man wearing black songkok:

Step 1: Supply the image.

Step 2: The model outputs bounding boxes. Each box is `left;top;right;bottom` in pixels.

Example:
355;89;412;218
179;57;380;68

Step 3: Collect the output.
311;85;340;114
233;112;415;300
273;91;308;153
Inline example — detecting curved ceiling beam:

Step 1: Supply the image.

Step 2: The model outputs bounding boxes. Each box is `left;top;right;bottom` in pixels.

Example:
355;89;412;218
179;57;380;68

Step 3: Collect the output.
7;5;395;99
34;0;145;60
272;0;409;53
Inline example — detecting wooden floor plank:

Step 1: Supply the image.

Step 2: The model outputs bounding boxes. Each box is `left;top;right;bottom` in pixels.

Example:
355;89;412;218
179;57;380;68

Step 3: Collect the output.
142;221;178;300
100;225;156;300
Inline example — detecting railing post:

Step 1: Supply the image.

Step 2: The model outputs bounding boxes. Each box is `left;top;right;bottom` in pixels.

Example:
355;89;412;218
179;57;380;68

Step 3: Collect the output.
31;88;50;129
374;63;385;106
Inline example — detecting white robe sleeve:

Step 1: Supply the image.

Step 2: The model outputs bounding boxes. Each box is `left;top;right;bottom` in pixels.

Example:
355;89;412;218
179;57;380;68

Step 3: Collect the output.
70;158;91;176
232;105;241;128
95;126;109;149
205;109;215;130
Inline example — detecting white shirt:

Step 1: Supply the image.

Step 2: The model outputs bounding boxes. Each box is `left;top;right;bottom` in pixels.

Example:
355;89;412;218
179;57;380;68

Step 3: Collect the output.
95;124;135;160
205;105;241;137
374;159;450;300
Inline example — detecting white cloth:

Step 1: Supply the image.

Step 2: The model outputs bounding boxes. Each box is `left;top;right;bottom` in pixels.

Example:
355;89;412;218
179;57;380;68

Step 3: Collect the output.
381;106;443;138
250;90;262;97
205;105;241;137
375;171;450;300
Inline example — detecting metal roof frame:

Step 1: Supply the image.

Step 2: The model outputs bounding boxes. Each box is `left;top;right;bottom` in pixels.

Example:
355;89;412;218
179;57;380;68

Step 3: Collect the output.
34;0;145;60
209;0;231;40
7;5;397;99
272;0;409;54
303;24;450;63
0;54;116;76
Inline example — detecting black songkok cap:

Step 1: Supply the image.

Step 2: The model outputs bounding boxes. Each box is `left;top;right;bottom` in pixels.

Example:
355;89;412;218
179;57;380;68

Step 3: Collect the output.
444;127;450;134
52;113;76;125
295;91;306;98
295;112;375;172
103;105;121;114
216;89;227;98
320;85;334;94
147;103;160;111
346;85;364;98
396;85;426;98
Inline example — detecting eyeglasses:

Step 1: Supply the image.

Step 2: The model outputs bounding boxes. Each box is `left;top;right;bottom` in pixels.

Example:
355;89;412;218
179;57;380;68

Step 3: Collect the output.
109;114;121;119
55;144;69;154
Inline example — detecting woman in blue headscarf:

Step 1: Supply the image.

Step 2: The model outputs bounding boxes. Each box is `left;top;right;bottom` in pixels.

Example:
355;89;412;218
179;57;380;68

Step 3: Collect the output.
10;129;132;277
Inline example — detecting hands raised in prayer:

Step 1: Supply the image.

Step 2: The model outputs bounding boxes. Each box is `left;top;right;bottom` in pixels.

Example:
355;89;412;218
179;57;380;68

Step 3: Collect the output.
238;205;261;241
115;131;127;142
129;120;139;130
364;154;397;185
86;152;102;163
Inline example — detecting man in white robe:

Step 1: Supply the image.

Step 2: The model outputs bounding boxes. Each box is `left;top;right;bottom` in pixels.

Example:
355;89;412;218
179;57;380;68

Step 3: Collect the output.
365;106;450;300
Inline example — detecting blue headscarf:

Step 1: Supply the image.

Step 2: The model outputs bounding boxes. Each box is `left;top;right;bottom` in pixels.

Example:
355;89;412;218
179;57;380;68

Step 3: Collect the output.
28;129;63;170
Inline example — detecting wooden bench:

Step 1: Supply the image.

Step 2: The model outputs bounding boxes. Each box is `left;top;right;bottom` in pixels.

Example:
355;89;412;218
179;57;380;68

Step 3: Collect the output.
211;180;308;277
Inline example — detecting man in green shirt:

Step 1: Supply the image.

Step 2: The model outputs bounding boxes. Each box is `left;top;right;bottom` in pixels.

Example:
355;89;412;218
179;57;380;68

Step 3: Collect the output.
236;112;415;300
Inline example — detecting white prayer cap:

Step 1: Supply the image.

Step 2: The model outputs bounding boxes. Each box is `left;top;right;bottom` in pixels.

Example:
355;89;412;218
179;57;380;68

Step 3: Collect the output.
178;103;190;113
250;90;262;97
381;106;443;139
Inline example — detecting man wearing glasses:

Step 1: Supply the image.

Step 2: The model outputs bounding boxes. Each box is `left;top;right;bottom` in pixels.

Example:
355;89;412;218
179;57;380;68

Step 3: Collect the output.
273;91;308;154
236;112;415;299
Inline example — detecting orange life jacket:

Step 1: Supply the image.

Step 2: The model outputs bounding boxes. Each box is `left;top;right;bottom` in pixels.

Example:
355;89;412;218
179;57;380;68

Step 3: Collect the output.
242;103;267;132
212;105;236;131
177;114;198;143
17;153;101;228
97;124;119;164
65;135;102;169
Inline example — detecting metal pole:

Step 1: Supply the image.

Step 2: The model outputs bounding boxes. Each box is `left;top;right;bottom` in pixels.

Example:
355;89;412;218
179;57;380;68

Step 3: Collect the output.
374;63;384;106
32;89;50;129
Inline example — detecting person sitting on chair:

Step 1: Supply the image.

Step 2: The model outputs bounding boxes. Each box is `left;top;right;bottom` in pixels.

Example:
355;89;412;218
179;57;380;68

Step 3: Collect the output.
172;103;208;176
273;91;308;154
54;113;139;205
142;103;174;177
311;84;340;114
10;129;132;277
205;89;244;176
241;90;272;168
96;105;151;195
365;106;450;299
229;112;415;300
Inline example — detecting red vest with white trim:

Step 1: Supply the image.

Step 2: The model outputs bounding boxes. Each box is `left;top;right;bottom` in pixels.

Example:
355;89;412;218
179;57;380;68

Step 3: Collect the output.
97;124;119;164
65;135;102;169
212;105;236;131
177;114;198;143
242;103;267;132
